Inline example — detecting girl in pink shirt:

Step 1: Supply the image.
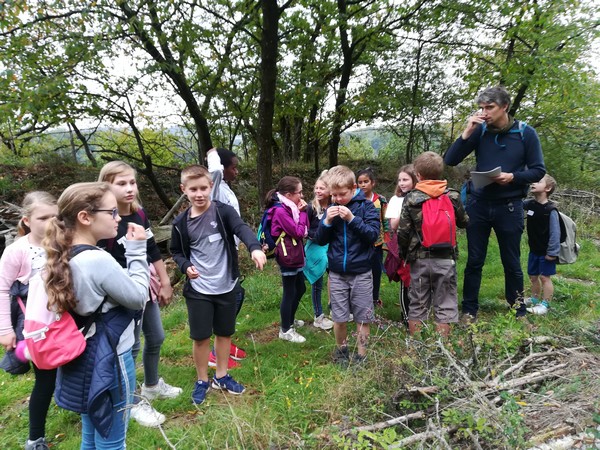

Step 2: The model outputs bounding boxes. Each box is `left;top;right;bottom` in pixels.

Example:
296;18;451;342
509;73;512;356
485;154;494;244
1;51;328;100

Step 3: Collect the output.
0;192;58;450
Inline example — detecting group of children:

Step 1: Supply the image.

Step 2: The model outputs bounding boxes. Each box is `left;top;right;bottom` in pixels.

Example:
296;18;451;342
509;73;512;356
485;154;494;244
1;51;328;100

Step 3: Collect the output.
0;149;560;449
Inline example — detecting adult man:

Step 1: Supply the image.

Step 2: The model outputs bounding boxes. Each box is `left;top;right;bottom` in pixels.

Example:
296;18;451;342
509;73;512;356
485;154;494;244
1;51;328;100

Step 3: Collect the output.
444;86;546;321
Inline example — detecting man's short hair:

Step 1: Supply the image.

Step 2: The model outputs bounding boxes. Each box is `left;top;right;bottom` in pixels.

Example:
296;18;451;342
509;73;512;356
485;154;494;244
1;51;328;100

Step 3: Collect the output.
181;165;211;185
477;86;511;109
326;165;355;190
543;174;557;196
413;151;444;180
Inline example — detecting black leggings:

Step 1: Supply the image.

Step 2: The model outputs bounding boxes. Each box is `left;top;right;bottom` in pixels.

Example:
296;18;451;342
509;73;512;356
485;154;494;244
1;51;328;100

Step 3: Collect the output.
280;273;306;332
30;365;57;440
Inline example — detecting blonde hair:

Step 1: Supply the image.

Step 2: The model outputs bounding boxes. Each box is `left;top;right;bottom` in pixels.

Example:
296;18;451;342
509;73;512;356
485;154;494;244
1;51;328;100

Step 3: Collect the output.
311;170;330;216
413;152;444;180
180;165;211;186
543;174;557;196
17;191;57;236
326;165;355;190
43;182;111;313
98;160;141;213
395;165;418;197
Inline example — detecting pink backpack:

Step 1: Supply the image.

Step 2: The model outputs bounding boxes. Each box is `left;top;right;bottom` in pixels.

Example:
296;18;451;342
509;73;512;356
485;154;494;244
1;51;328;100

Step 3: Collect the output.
17;245;103;370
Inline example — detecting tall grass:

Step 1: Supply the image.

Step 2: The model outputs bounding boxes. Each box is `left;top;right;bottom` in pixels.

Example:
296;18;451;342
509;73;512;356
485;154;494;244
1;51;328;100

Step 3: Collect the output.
1;230;599;449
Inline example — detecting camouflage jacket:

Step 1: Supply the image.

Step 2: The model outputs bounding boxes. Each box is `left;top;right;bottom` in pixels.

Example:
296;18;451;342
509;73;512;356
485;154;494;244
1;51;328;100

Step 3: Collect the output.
397;180;469;262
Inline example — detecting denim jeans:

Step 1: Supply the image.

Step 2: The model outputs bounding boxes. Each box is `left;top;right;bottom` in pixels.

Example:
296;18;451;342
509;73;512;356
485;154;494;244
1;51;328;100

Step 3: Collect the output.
311;275;324;317
462;197;525;316
81;350;135;450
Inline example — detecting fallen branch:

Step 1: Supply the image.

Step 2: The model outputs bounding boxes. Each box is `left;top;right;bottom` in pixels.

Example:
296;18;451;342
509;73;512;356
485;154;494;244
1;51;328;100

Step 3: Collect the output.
342;411;425;436
493;349;557;384
388;425;457;449
528;425;574;446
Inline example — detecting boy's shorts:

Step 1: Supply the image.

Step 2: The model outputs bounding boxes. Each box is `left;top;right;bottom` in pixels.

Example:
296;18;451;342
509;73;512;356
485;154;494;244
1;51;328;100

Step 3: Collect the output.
527;253;557;276
328;271;374;323
183;282;237;341
408;258;458;323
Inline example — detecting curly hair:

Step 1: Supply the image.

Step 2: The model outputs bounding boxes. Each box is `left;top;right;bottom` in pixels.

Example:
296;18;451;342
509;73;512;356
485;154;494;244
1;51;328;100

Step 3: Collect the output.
43;182;111;313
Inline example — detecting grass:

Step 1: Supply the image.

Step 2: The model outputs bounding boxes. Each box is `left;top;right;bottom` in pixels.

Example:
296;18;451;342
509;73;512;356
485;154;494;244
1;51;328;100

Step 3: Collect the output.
1;228;599;449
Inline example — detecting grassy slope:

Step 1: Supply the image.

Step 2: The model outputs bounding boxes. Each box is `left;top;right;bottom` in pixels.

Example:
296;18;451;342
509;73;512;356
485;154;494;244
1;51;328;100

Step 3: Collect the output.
1;231;599;449
1;161;598;448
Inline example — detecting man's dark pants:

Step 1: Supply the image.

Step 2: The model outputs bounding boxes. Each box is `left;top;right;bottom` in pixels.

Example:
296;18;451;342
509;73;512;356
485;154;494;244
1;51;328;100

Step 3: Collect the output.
462;197;526;316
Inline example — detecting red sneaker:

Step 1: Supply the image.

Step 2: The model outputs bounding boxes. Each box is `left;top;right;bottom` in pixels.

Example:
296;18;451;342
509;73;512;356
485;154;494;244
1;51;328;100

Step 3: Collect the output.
230;343;247;360
208;351;241;369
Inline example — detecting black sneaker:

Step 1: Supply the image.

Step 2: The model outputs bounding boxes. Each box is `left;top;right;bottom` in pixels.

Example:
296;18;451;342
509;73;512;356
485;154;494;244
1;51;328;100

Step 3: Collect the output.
349;353;367;367
332;346;350;366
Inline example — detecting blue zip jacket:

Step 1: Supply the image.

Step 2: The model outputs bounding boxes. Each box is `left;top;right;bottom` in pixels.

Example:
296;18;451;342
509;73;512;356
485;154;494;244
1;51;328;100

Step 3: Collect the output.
55;306;139;438
444;120;546;200
315;189;379;274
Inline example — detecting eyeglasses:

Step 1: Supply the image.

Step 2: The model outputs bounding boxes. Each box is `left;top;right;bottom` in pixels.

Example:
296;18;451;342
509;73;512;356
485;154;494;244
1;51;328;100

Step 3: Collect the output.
93;208;119;219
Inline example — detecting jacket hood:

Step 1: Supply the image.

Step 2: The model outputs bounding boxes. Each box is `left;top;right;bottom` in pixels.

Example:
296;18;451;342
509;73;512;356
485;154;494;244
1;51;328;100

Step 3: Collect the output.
415;180;448;198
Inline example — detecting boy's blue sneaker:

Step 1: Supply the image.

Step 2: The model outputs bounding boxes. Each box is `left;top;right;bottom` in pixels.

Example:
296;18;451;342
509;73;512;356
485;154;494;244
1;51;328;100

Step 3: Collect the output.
191;380;210;405
212;373;246;395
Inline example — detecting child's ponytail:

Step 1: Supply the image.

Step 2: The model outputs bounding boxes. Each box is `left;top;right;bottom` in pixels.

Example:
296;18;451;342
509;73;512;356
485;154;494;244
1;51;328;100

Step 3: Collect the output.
43;216;76;313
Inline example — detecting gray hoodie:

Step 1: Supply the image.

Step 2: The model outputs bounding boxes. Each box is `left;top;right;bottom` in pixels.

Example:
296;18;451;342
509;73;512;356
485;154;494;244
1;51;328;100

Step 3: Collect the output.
69;240;149;353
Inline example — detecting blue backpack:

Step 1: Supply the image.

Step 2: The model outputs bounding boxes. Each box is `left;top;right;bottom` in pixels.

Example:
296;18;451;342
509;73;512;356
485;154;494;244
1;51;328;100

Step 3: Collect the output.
256;203;281;259
480;120;528;148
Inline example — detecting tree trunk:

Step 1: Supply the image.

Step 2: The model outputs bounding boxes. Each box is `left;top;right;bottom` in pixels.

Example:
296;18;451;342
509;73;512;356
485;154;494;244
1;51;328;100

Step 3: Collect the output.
328;0;355;168
69;121;97;167
292;117;302;162
256;0;281;207
117;0;213;163
306;103;320;172
405;42;423;164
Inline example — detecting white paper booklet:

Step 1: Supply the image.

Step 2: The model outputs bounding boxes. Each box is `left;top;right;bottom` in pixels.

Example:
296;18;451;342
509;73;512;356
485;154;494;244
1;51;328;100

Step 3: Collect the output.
385;196;404;219
470;166;501;190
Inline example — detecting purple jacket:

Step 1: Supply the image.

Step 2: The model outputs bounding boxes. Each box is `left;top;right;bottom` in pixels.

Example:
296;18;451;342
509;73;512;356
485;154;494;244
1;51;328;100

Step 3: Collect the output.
270;204;309;241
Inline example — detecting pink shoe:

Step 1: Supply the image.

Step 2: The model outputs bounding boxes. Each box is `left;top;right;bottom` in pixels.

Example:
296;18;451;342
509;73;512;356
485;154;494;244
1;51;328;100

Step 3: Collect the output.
208;351;241;369
230;343;247;360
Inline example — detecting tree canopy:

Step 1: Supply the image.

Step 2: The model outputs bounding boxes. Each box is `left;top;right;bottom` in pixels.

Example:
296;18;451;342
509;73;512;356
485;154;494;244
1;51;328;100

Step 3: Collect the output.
1;0;599;203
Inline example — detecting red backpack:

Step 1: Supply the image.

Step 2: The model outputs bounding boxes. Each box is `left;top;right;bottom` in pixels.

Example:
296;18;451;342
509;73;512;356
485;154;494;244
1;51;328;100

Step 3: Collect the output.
419;193;456;249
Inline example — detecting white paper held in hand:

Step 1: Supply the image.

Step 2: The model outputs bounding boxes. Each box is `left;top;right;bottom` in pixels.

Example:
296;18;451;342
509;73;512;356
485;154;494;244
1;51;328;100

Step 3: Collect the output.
470;166;501;190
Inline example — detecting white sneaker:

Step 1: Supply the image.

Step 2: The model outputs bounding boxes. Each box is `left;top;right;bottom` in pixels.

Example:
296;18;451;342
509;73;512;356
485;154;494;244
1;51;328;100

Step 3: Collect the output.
130;401;166;427
279;328;306;343
293;319;305;328
141;377;183;400
348;314;354;322
527;302;549;315
313;314;334;330
524;297;540;306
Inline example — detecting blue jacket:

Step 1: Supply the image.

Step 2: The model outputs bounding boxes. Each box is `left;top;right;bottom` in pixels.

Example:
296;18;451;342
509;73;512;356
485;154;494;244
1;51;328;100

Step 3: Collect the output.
444;120;546;200
55;306;139;438
315;189;380;274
